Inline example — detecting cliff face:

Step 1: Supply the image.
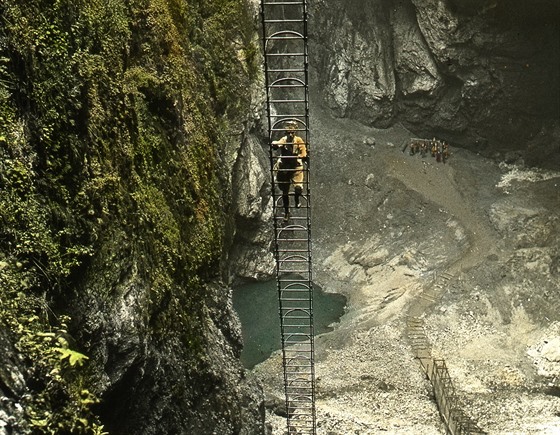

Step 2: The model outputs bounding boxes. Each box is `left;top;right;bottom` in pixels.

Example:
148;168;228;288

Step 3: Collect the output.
311;0;560;168
0;0;265;434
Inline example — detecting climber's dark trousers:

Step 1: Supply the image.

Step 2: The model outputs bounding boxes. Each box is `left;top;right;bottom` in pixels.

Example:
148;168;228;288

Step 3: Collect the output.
282;191;290;214
294;185;302;207
280;185;302;214
277;167;304;214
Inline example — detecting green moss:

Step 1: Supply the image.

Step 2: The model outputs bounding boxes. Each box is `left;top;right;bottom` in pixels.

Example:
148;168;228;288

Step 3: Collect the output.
0;0;258;430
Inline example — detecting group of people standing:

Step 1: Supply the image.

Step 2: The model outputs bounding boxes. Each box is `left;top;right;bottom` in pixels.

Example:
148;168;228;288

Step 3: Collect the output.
407;137;450;163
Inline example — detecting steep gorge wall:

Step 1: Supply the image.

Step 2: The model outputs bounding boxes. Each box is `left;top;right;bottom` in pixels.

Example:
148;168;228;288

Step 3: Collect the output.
0;1;266;434
311;0;560;168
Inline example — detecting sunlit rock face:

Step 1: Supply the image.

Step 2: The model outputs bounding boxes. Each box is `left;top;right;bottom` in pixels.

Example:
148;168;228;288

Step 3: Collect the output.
229;133;275;282
311;0;559;168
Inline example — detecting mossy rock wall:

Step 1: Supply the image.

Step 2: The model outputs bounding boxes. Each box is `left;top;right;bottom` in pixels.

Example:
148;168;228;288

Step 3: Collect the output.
0;0;264;433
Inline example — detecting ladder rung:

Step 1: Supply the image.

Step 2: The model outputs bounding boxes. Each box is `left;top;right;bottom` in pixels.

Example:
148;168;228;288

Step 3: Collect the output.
278;284;311;289
284;353;313;358
278;286;311;293
285;418;314;423
277;249;310;253
278;239;309;243
264;19;305;23
280;292;312;296
271;113;307;117
286;402;314;407
278;278;311;282
283;328;312;332
281;296;312;300
267;68;306;73
270;99;306;103
279;265;310;270
278;274;309;278
286;333;311;342
263;1;306;5
277;227;308;231
276;230;309;234
269;84;306;89
285;423;314;428
278;257;311;264
278;282;311;285
284;366;313;371
278;281;311;285
266;52;306;57
279;291;311;295
279;281;312;288
286;391;314;395
286;423;314;428
277;276;310;279
284;358;313;363
286;419;314;424
285;341;312;347
267;36;305;41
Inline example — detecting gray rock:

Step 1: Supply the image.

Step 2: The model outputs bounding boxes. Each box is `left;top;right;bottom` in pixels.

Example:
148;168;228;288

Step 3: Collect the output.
311;0;560;168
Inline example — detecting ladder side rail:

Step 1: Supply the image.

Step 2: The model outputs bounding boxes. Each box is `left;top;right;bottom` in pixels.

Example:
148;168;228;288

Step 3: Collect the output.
301;0;316;418
261;2;293;404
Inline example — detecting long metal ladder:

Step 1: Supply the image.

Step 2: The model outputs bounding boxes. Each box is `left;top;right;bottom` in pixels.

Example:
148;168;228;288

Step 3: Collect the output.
260;1;316;434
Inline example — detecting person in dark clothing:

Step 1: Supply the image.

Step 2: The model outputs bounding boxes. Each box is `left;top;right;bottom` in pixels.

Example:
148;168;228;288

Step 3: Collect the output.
272;120;307;222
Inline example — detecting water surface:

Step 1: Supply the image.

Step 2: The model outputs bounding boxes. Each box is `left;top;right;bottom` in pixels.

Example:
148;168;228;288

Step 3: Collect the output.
233;280;346;369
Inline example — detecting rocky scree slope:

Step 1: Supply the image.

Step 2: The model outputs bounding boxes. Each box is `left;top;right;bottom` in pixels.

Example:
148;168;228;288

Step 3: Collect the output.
251;98;560;434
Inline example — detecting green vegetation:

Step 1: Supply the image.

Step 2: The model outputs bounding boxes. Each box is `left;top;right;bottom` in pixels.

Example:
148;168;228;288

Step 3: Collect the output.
0;0;258;432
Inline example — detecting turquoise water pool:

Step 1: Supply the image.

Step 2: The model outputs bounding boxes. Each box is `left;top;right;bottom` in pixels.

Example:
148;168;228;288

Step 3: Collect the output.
233;279;346;369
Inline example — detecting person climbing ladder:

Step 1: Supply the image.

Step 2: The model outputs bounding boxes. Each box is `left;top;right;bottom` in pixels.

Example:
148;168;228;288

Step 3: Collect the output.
272;120;307;222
